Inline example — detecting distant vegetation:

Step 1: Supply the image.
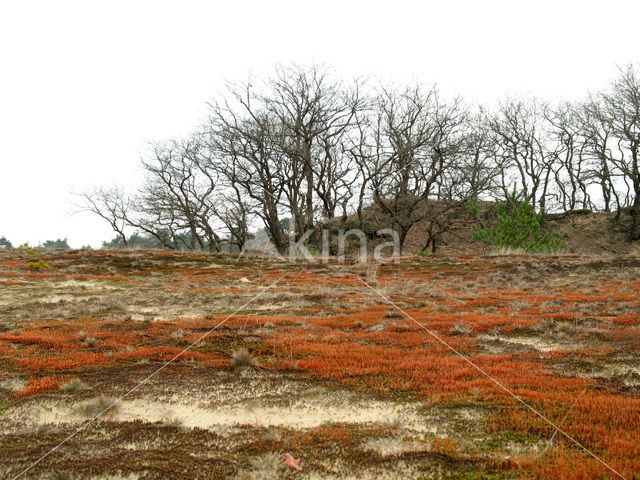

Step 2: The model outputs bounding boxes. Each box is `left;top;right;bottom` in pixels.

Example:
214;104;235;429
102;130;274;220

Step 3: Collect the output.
102;233;164;249
76;63;640;253
0;236;12;249
38;238;70;250
0;238;72;251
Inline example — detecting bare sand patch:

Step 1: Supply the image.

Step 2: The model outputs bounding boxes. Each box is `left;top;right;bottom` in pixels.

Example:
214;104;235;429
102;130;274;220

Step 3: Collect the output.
36;294;79;304
0;376;26;391
480;334;582;353
111;393;434;433
1;373;440;438
578;359;640;386
87;474;141;480
361;438;429;457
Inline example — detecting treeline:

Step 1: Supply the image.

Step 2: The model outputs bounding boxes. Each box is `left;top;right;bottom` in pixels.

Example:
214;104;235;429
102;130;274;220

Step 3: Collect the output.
0;238;71;250
82;64;640;253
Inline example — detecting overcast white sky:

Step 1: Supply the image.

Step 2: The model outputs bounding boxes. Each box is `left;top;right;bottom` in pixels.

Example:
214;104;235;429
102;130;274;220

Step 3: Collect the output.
1;0;639;248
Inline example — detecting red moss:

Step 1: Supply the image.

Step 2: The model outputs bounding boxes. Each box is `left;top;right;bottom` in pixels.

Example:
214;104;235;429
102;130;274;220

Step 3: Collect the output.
0;280;27;286
16;376;61;397
429;437;457;456
0;332;75;349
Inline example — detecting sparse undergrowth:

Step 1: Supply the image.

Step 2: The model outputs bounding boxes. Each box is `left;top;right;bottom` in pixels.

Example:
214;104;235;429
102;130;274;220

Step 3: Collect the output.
0;248;638;479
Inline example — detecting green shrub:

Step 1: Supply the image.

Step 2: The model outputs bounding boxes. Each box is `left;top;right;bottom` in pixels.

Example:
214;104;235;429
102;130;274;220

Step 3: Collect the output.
27;260;50;270
473;191;564;253
19;243;38;255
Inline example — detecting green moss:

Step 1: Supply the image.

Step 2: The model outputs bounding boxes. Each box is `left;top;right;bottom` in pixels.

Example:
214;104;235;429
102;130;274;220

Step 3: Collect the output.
0;399;11;416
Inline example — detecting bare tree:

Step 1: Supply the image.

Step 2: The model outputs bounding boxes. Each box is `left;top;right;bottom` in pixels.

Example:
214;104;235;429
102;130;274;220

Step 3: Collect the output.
212;168;254;252
544;102;592;212
82;63;640;253
364;85;470;251
420;110;498;252
263;65;365;235
345;108;376;231
207;65;365;251
207;89;289;253
126;137;221;251
578;99;620;213
78;186;131;247
588;65;640;239
487;98;554;212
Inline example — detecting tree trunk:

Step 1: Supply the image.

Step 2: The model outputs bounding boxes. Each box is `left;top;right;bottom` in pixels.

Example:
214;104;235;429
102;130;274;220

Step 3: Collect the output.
397;223;410;254
631;198;640;241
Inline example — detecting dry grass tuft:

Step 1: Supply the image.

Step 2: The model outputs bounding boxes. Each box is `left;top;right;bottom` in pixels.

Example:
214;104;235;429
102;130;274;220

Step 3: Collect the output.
163;417;186;431
237;452;282;480
82;336;99;347
170;329;184;340
450;323;472;335
230;348;259;369
60;378;91;393
77;394;119;418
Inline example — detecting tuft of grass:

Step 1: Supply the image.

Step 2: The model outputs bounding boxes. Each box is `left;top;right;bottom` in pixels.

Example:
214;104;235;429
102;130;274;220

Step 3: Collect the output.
230;348;259;369
77;394;119;418
170;329;184;340
0;399;11;416
451;323;472;335
236;452;282;479
487;246;528;256
488;245;567;256
163;417;186;430
301;386;326;398
60;378;91;393
357;263;379;285
82;337;100;347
